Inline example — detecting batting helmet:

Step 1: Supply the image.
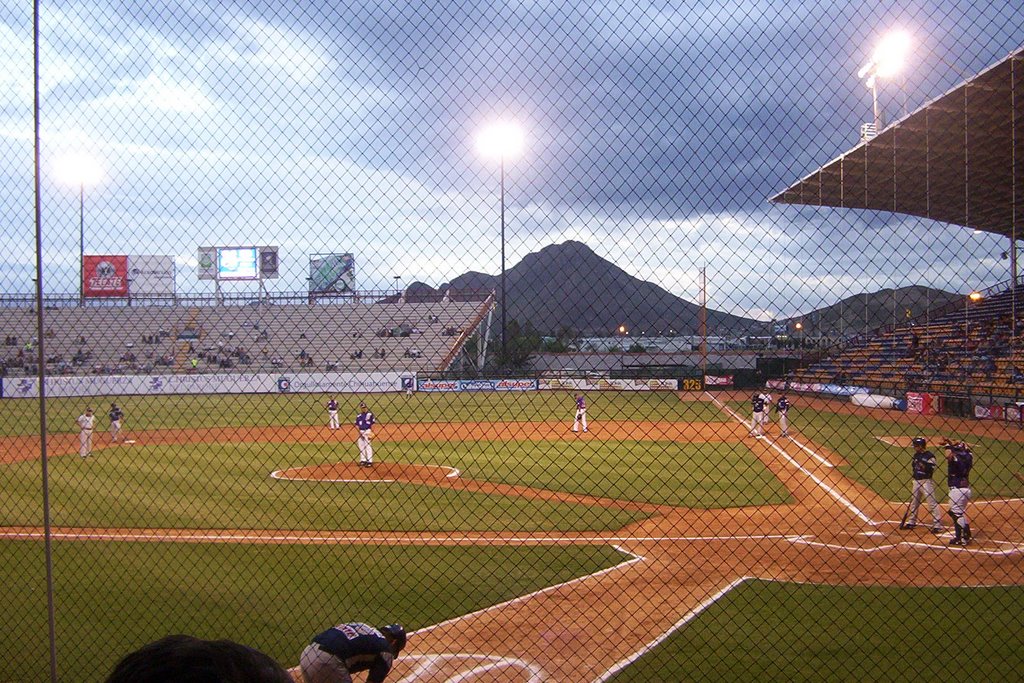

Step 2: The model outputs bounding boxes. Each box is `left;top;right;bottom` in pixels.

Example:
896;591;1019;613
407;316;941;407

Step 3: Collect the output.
911;437;926;447
379;624;406;653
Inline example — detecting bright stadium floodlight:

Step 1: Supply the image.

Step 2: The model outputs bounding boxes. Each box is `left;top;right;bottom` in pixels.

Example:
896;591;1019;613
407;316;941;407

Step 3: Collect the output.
475;121;525;161
475;120;525;369
965;291;983;352
54;152;105;306
858;30;912;134
872;30;911;78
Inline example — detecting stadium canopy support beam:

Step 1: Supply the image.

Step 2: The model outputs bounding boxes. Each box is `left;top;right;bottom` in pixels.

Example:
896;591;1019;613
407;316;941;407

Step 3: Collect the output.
479;306;494;370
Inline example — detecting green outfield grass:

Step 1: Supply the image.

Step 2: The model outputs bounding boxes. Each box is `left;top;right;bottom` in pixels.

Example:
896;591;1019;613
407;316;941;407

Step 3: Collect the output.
608;579;1024;682
2;389;725;435
725;400;1024;502
0;435;789;529
792;407;1024;502
1;539;628;682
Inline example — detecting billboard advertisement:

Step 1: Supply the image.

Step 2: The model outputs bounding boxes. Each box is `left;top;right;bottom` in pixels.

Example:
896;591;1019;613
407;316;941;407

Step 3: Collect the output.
218;247;259;280
198;246;279;281
259;247;279;278
83;255;128;297
128;255;175;296
310;253;355;293
197;247;217;280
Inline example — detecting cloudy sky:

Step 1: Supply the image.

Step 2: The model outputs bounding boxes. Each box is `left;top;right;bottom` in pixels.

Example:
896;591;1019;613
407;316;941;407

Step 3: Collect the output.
1;0;1021;319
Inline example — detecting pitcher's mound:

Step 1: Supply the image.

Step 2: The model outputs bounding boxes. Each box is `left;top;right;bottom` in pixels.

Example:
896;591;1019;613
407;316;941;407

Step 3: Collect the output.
272;461;459;484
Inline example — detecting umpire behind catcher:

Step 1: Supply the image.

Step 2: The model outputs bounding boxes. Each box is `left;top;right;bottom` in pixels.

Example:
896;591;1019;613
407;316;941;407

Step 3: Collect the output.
300;622;406;683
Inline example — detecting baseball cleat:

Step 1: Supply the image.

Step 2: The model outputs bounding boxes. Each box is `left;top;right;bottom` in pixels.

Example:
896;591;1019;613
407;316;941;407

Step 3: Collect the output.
930;526;944;534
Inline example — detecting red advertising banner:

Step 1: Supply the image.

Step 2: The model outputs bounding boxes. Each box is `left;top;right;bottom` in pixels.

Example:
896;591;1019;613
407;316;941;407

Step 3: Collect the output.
906;392;938;416
83;255;128;297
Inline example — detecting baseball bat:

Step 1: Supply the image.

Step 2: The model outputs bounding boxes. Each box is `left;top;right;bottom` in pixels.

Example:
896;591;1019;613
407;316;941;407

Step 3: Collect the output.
898;497;912;530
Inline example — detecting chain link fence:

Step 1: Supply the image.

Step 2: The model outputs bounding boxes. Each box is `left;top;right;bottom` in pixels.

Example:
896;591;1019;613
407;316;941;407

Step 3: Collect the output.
2;1;1024;680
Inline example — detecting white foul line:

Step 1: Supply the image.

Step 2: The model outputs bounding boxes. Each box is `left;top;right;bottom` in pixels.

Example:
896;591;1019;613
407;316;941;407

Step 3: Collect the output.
591;575;753;683
786;437;836;468
706;393;876;526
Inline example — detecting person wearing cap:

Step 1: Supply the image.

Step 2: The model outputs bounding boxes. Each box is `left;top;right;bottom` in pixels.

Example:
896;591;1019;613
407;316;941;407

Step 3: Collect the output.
77;408;95;458
299;622;406;683
108;402;125;443
943;439;974;546
355;402;376;467
901;437;943;533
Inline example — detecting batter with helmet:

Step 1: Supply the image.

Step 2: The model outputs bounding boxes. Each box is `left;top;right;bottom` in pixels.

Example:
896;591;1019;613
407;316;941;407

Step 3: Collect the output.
299;622;406;683
900;437;943;533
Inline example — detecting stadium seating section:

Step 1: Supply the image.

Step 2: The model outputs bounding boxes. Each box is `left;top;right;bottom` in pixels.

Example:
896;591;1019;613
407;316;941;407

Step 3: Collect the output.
789;284;1024;397
0;297;492;377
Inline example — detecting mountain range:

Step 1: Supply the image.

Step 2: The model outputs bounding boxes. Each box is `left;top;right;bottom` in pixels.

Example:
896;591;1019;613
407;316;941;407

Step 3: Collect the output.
401;240;963;338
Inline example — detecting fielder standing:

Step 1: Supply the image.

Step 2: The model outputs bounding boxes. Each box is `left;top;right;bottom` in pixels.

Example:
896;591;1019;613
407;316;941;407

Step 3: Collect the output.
750;393;765;437
77;408;95;458
108;402;124;443
572;394;588;433
776;395;790;437
943;439;974;546
327;397;340;430
356;402;376;467
901;437;943;533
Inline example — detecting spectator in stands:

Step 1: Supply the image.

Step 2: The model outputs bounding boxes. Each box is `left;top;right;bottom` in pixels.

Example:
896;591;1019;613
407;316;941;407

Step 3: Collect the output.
1011;365;1024;384
105;634;291;683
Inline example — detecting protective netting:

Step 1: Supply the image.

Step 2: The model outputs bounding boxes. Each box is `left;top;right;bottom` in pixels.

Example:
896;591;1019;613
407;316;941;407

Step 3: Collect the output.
2;1;1024;681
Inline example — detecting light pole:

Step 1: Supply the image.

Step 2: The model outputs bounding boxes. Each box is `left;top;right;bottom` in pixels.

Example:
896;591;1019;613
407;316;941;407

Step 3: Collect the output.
393;275;401;297
475;121;524;370
857;30;911;135
54;153;104;306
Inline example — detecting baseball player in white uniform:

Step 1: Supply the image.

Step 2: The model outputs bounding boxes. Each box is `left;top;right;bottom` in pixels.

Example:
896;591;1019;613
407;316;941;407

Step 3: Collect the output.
77;408;95;457
356;402;376;466
327;397;340;430
572;394;588;433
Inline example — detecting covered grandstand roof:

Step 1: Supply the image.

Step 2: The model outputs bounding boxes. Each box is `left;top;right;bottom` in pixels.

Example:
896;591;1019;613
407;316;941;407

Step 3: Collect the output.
771;46;1024;239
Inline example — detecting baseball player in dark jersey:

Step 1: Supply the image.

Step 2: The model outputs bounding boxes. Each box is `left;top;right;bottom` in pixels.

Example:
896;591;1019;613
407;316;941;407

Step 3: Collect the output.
943;439;973;546
776;395;790;437
901;437;943;532
750;393;765;437
299;622;406;683
108;402;124;443
356;402;376;466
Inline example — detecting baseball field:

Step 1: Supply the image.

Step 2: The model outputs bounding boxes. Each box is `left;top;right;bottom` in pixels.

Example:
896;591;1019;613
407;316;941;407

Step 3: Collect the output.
2;389;1024;681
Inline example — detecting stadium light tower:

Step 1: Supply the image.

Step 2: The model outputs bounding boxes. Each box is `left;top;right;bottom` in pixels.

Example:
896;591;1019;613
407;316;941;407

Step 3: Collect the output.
475;121;525;368
54;153;105;306
857;30;911;136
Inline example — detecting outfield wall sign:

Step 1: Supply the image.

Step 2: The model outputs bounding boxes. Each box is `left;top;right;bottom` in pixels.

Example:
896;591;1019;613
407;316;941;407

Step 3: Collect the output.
417;378;538;392
3;372;406;398
537;378;677;391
